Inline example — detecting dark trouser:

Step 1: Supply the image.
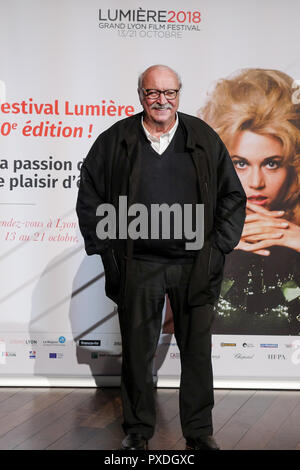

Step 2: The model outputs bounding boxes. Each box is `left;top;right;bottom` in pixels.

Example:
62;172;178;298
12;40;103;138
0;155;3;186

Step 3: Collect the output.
118;258;215;440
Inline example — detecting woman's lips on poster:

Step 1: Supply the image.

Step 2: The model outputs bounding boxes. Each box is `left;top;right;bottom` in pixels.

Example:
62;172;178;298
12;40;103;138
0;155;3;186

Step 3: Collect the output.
248;195;268;205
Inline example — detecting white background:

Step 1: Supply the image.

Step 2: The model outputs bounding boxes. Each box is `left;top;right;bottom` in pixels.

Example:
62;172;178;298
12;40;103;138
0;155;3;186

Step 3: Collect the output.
0;0;299;387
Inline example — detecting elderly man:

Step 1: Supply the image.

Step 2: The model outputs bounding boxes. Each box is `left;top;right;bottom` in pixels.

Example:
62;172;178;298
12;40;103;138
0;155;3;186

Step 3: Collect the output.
76;65;246;450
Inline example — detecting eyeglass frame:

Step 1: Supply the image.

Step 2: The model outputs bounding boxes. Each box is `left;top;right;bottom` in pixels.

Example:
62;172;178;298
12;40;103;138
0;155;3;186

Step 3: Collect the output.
141;88;180;100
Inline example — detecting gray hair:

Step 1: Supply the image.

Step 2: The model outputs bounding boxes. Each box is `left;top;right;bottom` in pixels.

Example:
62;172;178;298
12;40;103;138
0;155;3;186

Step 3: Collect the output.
137;65;182;100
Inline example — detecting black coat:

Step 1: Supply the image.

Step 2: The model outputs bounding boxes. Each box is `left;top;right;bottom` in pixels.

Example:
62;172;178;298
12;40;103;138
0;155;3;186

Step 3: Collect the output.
76;111;246;307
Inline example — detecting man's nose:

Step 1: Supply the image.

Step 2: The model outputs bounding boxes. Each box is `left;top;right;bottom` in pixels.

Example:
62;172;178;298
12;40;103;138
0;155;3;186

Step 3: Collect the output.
157;92;168;104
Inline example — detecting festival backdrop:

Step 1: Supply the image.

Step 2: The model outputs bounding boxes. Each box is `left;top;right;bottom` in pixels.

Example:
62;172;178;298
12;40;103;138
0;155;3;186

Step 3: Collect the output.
0;0;300;388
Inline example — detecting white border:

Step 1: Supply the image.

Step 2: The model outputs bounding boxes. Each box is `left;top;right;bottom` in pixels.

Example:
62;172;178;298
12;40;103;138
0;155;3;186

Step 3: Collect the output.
0;375;299;390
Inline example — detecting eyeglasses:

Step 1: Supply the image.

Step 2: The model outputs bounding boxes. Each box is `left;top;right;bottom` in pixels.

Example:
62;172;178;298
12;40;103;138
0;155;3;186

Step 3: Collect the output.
142;89;180;100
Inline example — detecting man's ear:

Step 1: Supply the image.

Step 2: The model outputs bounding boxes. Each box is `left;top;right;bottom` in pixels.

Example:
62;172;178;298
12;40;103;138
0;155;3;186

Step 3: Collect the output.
137;88;143;105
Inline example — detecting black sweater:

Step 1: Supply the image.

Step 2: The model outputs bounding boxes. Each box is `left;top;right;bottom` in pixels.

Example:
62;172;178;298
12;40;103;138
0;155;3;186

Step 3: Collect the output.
132;121;200;263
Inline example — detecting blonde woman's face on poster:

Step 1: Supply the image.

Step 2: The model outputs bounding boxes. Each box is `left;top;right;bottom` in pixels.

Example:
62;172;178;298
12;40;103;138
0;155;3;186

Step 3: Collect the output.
228;131;289;209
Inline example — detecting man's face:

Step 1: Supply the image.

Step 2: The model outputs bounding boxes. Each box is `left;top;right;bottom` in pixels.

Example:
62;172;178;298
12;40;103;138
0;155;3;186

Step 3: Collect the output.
140;68;180;128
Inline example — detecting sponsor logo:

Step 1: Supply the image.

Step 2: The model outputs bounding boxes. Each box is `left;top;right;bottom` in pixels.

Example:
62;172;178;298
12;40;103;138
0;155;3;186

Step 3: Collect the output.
49;352;64;359
113;341;122;346
43;341;57;346
268;354;286;360
242;342;254;348
43;337;66;346
29;350;36;359
234;353;254;360
260;344;278;348
2;351;16;357
9;338;38;345
10;339;25;344
78;340;101;347
220;343;236;347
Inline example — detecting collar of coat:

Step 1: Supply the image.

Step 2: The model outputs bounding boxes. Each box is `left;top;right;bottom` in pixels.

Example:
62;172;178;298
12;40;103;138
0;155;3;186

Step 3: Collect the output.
116;111;216;155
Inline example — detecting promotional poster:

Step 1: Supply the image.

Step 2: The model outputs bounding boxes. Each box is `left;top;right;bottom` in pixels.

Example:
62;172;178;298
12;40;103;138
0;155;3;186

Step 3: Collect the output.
0;0;299;388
